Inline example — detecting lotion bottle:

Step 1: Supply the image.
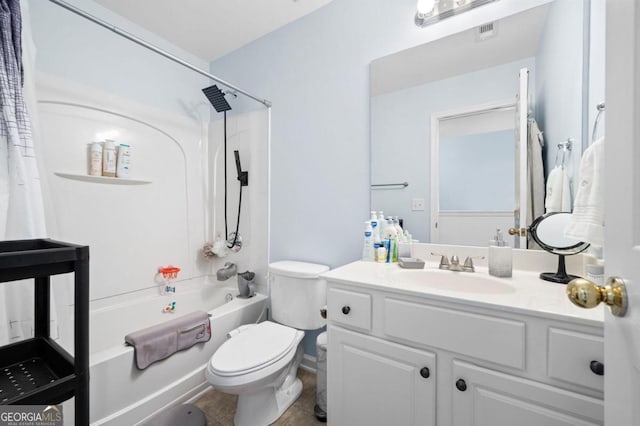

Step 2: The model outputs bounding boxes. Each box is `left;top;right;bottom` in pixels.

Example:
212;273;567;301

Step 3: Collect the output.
88;142;103;176
488;229;512;277
102;140;117;177
362;221;375;262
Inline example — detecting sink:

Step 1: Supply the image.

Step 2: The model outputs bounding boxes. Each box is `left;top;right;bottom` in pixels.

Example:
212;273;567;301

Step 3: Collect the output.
389;268;516;294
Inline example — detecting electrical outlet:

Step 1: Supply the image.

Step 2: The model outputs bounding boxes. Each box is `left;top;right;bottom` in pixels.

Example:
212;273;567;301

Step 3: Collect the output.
412;198;425;211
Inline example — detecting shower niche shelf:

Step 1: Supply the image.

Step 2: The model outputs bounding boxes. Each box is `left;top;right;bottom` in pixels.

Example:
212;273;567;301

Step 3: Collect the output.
54;172;151;185
0;239;89;425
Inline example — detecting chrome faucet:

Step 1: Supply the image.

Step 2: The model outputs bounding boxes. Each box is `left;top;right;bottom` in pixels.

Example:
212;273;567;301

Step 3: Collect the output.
216;262;237;281
431;253;484;272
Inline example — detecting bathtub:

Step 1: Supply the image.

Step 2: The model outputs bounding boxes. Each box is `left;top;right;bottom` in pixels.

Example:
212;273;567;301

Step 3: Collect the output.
83;281;267;425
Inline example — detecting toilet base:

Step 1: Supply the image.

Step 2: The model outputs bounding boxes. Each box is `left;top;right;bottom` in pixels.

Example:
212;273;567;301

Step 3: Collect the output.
234;377;302;426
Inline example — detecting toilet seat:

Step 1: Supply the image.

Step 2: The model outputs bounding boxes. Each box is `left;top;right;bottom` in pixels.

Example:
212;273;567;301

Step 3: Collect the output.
210;321;299;377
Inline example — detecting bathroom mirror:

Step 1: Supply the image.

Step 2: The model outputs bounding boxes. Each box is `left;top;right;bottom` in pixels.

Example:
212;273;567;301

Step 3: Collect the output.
370;0;603;248
529;212;589;283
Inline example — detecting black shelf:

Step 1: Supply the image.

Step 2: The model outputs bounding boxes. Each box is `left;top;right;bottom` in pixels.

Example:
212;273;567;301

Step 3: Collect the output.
0;239;89;424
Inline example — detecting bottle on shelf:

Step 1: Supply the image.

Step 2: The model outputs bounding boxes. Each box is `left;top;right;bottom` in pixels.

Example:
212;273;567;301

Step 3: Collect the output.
116;144;131;178
88;142;103;176
102;140;117;177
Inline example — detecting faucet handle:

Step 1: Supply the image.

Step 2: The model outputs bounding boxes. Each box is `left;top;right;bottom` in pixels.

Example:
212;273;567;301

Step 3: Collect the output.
463;256;485;272
430;252;450;269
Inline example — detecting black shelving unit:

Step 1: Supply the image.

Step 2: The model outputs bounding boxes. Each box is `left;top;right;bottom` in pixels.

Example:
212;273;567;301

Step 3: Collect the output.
0;239;89;424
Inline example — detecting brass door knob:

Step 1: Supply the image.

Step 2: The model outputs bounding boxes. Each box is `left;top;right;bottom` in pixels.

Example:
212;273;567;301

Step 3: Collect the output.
508;227;527;237
566;277;628;317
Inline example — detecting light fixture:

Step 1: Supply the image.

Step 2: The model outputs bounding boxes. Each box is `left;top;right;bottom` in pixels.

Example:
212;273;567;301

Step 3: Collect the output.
416;0;436;15
415;0;499;27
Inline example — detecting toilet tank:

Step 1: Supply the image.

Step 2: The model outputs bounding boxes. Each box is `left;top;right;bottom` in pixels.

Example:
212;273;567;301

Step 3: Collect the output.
268;261;330;330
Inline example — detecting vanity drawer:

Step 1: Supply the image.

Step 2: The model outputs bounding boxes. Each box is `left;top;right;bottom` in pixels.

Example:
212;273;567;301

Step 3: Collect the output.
327;288;372;331
548;328;604;392
384;298;525;369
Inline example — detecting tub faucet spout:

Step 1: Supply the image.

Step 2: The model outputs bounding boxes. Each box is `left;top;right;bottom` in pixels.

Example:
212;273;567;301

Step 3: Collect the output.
217;262;237;281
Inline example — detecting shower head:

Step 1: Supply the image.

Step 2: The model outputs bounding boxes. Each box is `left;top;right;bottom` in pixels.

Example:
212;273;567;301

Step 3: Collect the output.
234;150;249;187
202;84;232;113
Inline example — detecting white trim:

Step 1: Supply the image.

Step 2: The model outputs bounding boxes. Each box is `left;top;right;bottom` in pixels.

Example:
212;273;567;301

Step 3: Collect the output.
299;353;317;373
430;98;516;244
438;211;514;217
517;68;530;249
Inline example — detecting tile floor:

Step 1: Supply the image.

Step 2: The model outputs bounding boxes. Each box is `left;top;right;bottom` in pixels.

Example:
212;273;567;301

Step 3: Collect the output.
193;369;325;426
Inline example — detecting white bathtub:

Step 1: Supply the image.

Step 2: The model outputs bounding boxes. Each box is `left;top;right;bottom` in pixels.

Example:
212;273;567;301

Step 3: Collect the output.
84;282;267;425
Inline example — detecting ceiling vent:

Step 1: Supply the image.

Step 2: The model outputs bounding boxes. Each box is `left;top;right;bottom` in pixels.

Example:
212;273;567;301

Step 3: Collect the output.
476;22;497;41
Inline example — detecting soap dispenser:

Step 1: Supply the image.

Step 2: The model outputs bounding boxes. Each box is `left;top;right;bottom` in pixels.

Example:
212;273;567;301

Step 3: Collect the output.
488;229;512;278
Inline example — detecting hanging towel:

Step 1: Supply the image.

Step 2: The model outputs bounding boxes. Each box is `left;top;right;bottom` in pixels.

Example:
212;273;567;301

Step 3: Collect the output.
125;311;211;370
565;138;605;247
545;166;572;213
528;120;545;223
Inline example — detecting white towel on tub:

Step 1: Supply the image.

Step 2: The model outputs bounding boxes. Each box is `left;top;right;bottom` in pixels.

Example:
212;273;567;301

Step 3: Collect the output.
565;138;605;246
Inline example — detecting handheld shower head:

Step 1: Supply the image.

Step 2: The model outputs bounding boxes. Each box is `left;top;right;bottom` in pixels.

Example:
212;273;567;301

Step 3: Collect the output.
202;84;232;113
234;150;249;187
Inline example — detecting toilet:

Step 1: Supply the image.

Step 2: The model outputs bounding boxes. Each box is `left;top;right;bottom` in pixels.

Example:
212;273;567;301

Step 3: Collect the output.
206;260;329;426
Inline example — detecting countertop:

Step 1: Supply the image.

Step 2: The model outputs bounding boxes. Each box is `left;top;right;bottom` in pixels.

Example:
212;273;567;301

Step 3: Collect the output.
321;261;604;327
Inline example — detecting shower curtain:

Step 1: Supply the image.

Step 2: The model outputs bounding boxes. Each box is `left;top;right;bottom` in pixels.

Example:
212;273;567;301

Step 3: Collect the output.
0;0;48;345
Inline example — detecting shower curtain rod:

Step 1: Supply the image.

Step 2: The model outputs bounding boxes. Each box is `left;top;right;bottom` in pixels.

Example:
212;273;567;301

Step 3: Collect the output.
47;0;272;108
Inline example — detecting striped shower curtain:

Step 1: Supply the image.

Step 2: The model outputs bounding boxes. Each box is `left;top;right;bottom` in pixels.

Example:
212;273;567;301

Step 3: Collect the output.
0;0;47;345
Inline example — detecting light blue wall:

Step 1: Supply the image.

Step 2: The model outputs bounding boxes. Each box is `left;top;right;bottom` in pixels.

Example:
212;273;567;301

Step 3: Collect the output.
534;0;584;179
210;0;551;355
371;58;534;242
29;0;210;119
440;129;515;211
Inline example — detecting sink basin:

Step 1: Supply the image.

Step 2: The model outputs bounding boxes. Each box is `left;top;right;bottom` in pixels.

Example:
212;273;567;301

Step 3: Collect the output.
389;268;516;294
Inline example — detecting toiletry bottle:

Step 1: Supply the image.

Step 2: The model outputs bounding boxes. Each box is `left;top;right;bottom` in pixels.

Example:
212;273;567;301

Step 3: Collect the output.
362;221;375;262
370;211;381;248
377;211;386;236
376;245;387;263
102;139;117;177
393;216;404;240
89;142;103;176
488;229;512;278
384;220;398;263
116;144;131;177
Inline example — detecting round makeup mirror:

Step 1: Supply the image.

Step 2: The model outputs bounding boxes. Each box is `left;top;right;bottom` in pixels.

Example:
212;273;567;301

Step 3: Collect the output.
529;212;590;284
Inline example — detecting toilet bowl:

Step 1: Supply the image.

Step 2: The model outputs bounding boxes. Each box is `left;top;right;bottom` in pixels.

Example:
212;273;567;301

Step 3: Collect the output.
206;260;329;426
205;321;305;426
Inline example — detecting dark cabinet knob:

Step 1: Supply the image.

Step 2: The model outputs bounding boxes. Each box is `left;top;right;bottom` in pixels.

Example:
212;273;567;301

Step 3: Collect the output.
590;360;605;376
455;378;467;392
341;306;351;315
419;367;430;378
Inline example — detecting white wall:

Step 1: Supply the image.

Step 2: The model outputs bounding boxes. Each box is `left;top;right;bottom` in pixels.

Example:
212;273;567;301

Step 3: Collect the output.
371;58;534;242
534;0;585;183
27;0;269;336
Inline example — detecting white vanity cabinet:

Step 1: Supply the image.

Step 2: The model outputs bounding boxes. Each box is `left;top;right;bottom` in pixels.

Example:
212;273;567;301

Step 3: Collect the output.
325;273;604;426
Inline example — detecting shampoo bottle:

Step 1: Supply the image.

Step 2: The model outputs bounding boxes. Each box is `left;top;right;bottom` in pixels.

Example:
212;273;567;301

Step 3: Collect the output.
488;229;512;278
88;142;103;176
116;144;131;177
362;221;375;262
102;140;117;177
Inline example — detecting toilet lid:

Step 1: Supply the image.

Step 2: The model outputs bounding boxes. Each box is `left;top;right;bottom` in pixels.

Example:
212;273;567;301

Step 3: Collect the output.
211;321;298;376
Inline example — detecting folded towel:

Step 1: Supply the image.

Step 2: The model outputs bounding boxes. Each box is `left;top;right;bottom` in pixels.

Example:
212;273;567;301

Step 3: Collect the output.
545;166;572;212
565;138;605;246
125;311;211;370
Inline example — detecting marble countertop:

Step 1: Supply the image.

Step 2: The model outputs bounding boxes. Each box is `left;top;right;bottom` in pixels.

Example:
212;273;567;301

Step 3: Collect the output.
321;261;604;327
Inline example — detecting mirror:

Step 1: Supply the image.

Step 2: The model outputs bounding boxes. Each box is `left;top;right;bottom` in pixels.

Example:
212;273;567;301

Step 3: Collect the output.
370;1;602;248
529;212;589;283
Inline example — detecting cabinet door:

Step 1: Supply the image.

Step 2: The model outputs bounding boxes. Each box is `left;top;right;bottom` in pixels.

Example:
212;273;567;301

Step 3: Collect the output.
452;361;603;426
328;326;435;426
